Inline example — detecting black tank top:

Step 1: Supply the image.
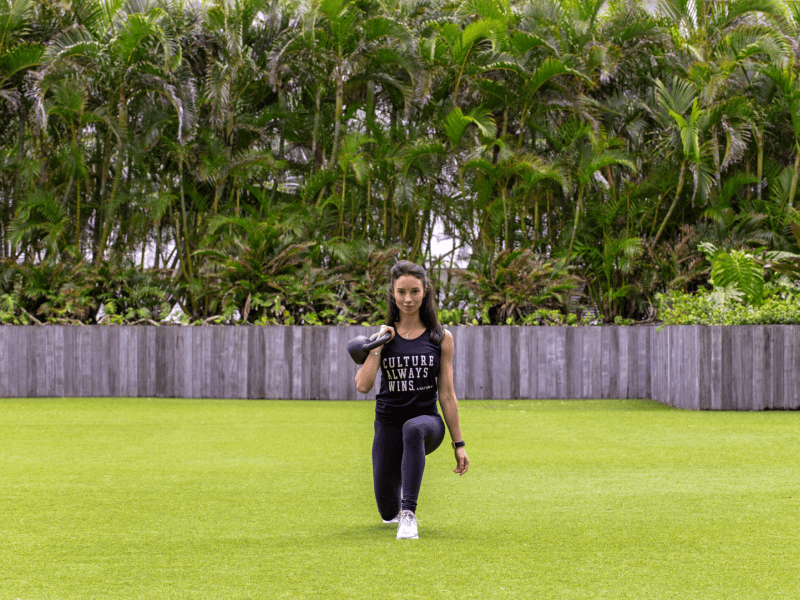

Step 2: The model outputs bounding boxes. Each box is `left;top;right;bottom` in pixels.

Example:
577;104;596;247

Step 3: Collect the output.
375;329;441;425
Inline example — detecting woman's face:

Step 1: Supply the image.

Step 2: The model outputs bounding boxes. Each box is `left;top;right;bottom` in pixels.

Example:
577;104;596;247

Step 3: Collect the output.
393;275;425;318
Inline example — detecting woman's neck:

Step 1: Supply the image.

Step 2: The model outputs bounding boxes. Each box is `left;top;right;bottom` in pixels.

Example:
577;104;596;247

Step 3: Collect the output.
395;315;425;331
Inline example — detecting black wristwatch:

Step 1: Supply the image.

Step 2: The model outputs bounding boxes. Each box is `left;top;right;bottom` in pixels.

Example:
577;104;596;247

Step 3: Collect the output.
451;440;466;449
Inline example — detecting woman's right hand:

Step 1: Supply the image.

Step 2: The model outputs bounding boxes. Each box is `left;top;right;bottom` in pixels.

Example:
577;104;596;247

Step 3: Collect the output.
370;325;395;344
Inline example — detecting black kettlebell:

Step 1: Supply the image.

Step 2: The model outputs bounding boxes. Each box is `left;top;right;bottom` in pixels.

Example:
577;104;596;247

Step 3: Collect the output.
347;331;392;365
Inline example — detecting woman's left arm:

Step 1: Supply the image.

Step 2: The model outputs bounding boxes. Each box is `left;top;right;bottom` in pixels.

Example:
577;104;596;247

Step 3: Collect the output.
438;330;469;476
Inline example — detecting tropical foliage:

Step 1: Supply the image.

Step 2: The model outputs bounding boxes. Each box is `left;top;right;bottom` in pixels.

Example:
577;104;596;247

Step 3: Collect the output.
3;0;800;325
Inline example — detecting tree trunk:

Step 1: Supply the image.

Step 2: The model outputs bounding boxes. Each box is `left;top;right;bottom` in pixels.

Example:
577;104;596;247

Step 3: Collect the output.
97;92;127;262
566;185;585;262
312;86;322;172
653;160;687;247
331;67;344;167
788;147;800;212
756;127;764;202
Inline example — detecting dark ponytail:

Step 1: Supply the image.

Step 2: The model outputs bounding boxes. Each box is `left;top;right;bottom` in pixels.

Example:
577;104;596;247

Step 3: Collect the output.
386;260;444;345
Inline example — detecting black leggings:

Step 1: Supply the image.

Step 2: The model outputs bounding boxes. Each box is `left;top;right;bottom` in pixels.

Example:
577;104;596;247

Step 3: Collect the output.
372;414;446;519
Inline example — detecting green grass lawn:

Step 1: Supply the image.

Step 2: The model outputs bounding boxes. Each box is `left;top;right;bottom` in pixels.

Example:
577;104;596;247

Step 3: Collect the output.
2;397;799;600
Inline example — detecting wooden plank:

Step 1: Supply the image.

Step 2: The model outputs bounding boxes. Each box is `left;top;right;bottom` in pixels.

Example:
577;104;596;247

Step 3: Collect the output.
107;326;121;397
339;326;354;400
207;327;221;399
123;327;136;398
708;327;720;410
606;328;620;399
601;327;611;398
131;326;143;398
643;327;653;400
3;327;15;396
527;328;539;399
790;327;800;409
687;326;699;410
97;327;111;397
80;326;94;397
67;327;79;397
482;327;495;399
307;327;322;400
625;327;638;399
699;326;711;410
232;327;246;399
517;328;529;399
247;327;263;399
167;326;178;399
652;328;662;405
565;327;579;399
473;327;487;399
740;327;754;411
720;327;733;410
34;326;47;397
286;327;299;399
155;326;167;398
667;326;680;408
543;327;557;399
651;327;670;405
781;326;793;410
498;326;512;399
261;327;280;399
174;327;189;399
43;326;56;397
462;327;475;399
147;327;158;397
117;327;129;397
555;328;567;399
0;327;8;397
781;325;791;410
16;327;28;397
750;326;763;410
773;326;785;410
640;327;649;400
491;326;510;400
227;326;244;399
26;326;39;397
509;327;520;399
540;328;554;399
588;328;603;400
190;326;203;399
200;326;213;399
327;327;343;401
319;327;331;401
309;327;322;400
219;327;231;399
732;327;743;410
617;327;628;399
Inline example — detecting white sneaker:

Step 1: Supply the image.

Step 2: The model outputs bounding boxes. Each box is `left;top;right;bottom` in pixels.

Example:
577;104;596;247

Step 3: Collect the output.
382;513;400;524
396;510;419;539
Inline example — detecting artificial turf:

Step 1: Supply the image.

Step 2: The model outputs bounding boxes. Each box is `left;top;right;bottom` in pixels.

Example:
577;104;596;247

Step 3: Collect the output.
1;397;799;599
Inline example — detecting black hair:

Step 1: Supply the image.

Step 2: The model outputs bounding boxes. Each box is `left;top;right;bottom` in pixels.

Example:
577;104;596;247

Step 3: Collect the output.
386;260;445;345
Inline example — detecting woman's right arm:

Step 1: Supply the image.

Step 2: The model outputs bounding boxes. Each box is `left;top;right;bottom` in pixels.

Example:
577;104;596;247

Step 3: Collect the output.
355;326;394;394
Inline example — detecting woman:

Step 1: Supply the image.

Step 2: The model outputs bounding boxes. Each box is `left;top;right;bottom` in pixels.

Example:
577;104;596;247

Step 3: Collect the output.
355;260;469;540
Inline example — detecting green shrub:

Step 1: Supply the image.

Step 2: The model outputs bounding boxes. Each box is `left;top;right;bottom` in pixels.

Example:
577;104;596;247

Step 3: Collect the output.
657;280;800;325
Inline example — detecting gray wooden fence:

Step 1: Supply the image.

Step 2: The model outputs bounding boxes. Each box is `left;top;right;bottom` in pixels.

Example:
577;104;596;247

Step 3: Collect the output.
0;325;797;409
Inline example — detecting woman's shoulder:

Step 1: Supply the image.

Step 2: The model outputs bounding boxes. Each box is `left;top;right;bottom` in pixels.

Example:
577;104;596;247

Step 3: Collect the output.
433;327;453;350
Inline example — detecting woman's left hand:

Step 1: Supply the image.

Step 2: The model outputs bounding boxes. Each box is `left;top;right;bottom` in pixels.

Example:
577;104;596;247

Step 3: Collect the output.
453;447;469;475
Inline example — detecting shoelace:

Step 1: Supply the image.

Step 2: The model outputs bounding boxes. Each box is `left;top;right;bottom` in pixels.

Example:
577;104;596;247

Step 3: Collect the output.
400;512;420;526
